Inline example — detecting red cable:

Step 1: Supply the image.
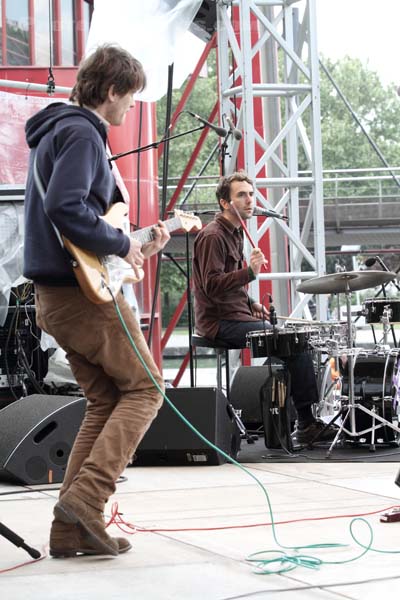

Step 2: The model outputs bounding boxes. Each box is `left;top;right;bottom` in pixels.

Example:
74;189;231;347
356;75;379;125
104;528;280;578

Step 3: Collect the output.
104;502;400;535
2;503;398;574
0;548;46;575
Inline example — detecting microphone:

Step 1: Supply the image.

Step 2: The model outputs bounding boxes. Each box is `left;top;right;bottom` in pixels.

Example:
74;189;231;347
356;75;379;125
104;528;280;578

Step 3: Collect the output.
253;206;288;221
225;116;242;140
364;256;389;271
269;303;278;326
187;111;227;137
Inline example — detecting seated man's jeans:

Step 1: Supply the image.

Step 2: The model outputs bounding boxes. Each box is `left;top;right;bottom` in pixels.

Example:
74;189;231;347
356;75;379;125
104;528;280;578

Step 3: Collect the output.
216;319;318;412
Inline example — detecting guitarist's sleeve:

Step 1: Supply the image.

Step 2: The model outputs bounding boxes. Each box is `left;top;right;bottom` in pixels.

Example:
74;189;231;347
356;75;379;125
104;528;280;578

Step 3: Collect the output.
43;135;130;258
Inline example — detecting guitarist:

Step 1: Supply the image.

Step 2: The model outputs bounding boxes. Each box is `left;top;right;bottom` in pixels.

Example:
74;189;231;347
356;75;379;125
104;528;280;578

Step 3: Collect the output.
23;45;170;558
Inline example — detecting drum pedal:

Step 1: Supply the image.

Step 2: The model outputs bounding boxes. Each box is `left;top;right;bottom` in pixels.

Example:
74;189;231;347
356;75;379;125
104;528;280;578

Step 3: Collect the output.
380;507;400;523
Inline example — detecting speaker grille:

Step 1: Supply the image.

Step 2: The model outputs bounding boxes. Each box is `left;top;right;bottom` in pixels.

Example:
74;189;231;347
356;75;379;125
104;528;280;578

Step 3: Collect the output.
0;394;86;484
25;456;48;481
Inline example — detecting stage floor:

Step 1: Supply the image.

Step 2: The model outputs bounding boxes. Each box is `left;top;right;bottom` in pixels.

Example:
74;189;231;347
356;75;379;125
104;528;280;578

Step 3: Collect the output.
238;435;400;463
1;461;400;599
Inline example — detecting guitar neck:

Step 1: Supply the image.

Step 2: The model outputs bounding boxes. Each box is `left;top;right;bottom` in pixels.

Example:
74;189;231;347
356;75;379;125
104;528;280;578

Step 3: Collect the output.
131;217;181;245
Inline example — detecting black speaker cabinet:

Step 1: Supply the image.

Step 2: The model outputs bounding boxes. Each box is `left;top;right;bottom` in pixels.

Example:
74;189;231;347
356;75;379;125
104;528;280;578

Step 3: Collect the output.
133;387;241;466
0;394;86;485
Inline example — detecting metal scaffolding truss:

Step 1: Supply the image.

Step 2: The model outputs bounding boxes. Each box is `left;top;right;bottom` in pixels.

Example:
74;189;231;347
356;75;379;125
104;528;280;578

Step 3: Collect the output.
216;0;327;319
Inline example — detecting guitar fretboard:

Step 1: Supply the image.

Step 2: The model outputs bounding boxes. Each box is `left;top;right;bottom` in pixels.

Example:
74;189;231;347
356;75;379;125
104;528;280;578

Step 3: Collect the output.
131;217;182;245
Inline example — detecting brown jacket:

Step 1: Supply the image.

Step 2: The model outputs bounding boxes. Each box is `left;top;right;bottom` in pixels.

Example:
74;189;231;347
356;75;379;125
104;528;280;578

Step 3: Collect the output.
192;213;258;339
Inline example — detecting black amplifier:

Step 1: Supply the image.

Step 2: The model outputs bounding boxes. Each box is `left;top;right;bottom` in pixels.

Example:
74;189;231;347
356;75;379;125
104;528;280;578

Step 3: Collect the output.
0;305;48;391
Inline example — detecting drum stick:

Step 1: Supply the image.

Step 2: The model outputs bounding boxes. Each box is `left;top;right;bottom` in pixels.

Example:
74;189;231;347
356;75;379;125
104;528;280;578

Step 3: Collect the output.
277;315;314;323
279;381;285;408
230;203;268;272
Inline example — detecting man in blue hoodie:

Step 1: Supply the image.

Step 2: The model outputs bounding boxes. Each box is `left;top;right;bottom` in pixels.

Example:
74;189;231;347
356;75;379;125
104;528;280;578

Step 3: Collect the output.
24;44;170;558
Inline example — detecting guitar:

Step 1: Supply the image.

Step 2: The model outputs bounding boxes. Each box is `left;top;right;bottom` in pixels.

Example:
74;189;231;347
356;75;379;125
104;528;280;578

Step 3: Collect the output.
62;203;202;304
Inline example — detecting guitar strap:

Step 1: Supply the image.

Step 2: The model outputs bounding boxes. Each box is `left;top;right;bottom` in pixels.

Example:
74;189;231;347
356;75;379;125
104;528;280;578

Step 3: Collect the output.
32;149;68;252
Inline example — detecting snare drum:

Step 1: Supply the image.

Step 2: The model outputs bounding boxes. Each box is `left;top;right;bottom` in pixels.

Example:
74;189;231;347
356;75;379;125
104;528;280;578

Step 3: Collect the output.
363;298;400;324
247;327;315;358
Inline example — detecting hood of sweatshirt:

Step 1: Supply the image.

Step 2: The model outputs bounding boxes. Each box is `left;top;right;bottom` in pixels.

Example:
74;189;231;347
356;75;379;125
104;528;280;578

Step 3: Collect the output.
25;102;107;148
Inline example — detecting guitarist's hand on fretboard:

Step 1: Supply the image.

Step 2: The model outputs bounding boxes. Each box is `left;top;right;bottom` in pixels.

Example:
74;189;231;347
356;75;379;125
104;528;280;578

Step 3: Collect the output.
142;220;171;258
123;238;144;280
63;206;201;303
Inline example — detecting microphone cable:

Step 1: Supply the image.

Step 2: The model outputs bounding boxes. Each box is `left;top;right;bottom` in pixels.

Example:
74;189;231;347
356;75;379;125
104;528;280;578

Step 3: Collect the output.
106;283;400;576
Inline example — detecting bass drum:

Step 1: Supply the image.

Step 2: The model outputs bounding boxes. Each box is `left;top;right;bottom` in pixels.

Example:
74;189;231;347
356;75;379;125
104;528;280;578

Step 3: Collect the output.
341;352;400;444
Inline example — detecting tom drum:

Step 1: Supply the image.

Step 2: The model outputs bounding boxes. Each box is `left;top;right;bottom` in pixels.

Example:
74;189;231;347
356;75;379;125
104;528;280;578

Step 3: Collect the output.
364;298;400;324
247;327;315;358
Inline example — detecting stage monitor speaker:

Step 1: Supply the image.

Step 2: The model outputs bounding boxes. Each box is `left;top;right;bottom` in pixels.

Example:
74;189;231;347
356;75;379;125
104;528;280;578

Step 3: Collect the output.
0;394;86;485
230;364;285;426
133;387;241;466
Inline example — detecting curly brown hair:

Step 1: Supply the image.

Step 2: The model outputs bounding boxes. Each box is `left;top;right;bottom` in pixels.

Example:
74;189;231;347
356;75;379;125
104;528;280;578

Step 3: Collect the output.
215;171;253;210
70;44;146;108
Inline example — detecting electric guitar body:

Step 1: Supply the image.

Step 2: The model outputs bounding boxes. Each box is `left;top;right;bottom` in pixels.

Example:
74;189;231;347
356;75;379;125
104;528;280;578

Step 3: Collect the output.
63;203;201;304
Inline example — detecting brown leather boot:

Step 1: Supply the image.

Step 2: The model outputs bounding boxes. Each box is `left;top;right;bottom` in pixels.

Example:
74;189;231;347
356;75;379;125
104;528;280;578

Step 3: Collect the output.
53;492;119;556
49;520;131;558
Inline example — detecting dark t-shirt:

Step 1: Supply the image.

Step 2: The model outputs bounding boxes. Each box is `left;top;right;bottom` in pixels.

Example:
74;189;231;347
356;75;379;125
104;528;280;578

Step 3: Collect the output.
192;213;258;339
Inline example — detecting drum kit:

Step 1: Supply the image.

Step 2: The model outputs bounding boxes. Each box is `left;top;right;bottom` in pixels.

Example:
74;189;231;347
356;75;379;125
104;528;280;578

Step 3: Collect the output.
246;269;400;454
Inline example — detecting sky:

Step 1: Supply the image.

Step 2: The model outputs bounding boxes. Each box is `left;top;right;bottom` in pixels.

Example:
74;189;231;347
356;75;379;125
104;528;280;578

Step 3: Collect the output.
316;0;400;87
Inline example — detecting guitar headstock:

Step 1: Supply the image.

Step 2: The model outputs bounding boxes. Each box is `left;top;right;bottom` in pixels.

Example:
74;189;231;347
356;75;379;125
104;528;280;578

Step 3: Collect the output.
173;209;202;232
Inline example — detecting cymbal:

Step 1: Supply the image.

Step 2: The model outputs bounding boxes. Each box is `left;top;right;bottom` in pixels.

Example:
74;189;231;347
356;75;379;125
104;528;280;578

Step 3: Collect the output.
297;270;397;294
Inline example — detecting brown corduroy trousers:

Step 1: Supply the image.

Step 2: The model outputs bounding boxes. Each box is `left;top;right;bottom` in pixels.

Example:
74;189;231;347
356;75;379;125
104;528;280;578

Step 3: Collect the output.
35;285;164;511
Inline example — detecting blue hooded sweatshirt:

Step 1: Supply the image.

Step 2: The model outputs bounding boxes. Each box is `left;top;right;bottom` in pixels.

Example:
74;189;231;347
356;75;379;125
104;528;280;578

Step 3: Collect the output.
24;102;130;284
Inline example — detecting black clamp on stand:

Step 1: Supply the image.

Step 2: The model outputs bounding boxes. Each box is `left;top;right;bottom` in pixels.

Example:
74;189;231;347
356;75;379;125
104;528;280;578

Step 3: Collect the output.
0;521;41;559
261;301;293;452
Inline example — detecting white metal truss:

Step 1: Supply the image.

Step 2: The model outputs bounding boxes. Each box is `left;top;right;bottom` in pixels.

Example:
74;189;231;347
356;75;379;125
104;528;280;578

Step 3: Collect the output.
216;0;327;319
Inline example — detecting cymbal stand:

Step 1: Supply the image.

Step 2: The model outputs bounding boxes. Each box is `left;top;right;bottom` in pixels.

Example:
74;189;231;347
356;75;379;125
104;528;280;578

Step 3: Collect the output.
324;282;400;456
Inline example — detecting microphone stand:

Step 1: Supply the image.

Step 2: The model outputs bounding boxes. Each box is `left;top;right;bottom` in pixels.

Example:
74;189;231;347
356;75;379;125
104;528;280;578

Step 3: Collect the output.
109;122;218;365
0;521;41;559
269;302;278;361
163;247;195;387
109;126;207;162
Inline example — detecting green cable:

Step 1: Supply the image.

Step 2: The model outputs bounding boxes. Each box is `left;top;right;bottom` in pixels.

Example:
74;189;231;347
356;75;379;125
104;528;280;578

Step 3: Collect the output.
111;293;397;574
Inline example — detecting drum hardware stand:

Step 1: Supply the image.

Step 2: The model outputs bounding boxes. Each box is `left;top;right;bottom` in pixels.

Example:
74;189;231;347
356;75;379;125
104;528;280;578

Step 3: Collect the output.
314;284;400;455
228;405;258;444
0;522;41;559
317;357;341;418
378;306;392;349
296;269;400;454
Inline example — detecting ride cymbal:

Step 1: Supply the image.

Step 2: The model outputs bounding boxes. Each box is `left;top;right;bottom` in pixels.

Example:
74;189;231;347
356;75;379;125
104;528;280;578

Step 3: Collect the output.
297;270;397;294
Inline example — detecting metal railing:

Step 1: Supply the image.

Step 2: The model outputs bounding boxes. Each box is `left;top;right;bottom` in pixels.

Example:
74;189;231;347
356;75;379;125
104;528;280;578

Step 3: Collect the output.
163;167;400;228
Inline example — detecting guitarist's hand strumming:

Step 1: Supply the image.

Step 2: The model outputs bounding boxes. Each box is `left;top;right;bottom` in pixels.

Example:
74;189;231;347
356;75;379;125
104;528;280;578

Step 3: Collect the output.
123;238;144;280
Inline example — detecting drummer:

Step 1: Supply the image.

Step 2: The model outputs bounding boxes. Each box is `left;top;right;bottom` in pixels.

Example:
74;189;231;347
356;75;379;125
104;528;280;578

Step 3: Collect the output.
192;171;338;445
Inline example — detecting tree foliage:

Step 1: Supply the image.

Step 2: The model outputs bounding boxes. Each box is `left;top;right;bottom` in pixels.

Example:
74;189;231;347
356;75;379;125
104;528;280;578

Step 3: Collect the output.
319;55;400;171
157;51;219;203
